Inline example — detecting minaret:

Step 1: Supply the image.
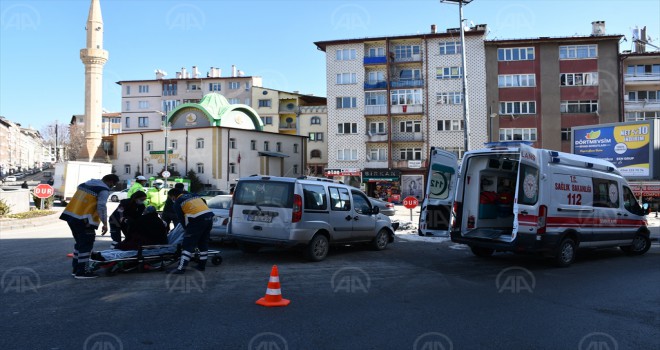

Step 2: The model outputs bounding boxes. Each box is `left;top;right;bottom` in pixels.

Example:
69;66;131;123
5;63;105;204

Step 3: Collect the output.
79;0;108;162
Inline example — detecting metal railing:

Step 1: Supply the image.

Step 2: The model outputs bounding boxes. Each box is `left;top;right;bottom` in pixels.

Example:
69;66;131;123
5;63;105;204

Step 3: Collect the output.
365;105;388;115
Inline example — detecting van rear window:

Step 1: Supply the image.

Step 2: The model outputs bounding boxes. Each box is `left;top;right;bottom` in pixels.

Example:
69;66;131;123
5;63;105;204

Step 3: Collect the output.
234;181;294;208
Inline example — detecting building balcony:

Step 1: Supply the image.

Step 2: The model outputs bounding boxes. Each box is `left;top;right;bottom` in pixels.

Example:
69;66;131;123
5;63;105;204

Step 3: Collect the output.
279;106;298;114
390;79;424;88
364;56;387;65
392;132;424;142
624;73;660;85
624;99;660;111
279;123;297;130
393;159;427;169
364;81;387;89
391;53;423;63
391;104;423;114
365;105;387;115
366;132;388;142
365;160;388;168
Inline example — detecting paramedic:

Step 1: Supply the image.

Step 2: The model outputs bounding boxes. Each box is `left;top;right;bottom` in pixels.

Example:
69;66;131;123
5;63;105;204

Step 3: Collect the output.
127;175;148;198
108;191;147;247
167;188;213;274
161;182;186;228
60;174;119;279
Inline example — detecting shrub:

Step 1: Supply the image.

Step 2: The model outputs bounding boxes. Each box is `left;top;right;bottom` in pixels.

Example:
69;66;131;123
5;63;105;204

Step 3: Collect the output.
33;195;55;209
0;198;10;215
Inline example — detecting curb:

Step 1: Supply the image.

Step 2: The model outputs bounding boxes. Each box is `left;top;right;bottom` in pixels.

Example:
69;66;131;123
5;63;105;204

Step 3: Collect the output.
0;211;62;232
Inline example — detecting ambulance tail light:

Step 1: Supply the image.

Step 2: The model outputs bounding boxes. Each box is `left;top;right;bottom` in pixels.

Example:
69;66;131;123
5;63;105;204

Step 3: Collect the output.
292;194;303;223
537;205;548;234
451;202;463;230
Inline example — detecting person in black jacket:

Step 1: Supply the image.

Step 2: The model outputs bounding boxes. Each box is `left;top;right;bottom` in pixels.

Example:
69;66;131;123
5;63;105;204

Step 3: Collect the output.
161;182;186;229
108;191;147;247
115;206;168;250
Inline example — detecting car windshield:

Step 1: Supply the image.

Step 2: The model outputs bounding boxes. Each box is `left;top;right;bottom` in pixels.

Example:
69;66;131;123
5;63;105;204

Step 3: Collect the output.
207;196;232;209
234;181;294;208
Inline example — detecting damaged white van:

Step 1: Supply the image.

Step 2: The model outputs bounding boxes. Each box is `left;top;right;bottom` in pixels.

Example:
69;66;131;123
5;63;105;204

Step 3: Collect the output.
421;143;651;267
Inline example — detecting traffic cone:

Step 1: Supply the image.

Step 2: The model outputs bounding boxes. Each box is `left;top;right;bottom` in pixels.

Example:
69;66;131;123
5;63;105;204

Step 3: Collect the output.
256;265;290;307
66;253;73;258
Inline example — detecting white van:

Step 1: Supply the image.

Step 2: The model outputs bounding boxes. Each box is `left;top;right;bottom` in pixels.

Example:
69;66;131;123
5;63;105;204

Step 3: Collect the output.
421;143;651;266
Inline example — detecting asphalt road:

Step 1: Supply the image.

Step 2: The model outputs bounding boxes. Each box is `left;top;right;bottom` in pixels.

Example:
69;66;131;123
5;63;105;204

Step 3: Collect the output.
1;218;659;350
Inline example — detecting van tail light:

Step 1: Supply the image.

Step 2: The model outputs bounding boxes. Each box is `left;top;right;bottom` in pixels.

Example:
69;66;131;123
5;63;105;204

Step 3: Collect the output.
292;194;303;223
537;205;547;234
451;202;463;230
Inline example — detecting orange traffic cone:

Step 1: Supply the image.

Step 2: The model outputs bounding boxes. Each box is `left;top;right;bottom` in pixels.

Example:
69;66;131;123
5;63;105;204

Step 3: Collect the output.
66;253;73;258
256;265;290;307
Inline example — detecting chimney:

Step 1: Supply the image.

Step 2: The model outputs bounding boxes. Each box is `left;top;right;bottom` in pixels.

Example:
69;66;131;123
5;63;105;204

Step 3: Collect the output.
176;72;182;79
192;66;200;78
155;69;166;79
216;68;222;77
431;24;436;34
181;67;187;79
591;21;605;36
231;65;237;77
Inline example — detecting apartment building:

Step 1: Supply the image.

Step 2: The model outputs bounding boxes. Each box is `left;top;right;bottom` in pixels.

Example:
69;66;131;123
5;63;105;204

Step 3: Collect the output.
71;112;123;136
0;117;46;176
116;66;262;132
485;21;622;153
314;24;488;200
251;86;328;175
621;52;660;122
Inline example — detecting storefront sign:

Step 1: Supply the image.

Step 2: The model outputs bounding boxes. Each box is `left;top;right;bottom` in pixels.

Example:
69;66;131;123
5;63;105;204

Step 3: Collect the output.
324;168;361;177
362;169;401;182
408;160;422;168
630;183;660;197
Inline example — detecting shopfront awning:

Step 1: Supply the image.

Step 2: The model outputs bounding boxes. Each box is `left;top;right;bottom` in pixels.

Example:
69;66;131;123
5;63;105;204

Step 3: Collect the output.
258;151;289;158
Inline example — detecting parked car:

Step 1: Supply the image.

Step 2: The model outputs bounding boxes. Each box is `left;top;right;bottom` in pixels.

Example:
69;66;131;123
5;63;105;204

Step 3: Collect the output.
207;195;233;241
14;173;24;179
3;176;17;182
369;197;396;216
198;189;230;201
109;189;129;202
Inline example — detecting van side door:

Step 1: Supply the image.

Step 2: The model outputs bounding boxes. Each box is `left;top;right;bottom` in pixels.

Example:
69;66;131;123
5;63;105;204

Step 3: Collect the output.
350;189;378;239
514;144;542;240
328;186;353;242
591;176;623;242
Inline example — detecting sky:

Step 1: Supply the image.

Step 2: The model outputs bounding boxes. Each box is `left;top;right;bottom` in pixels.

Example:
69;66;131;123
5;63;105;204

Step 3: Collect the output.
1;0;659;132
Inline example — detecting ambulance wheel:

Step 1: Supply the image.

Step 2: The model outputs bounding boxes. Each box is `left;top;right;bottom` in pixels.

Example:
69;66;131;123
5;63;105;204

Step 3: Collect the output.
620;234;650;256
554;238;576;267
211;256;223;265
470;246;494;257
305;234;329;262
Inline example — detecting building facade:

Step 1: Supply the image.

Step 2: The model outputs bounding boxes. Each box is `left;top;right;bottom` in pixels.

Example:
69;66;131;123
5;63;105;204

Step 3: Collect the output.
71;112;123;136
0;117;46;176
314;25;488;200
622;52;660;122
486;22;622;153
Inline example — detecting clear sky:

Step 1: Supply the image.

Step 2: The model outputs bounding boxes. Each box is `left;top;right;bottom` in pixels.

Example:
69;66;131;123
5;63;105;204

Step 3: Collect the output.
1;0;658;131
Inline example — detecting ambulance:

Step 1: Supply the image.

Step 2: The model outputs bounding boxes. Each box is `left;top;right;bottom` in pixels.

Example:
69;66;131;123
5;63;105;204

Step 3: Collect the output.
420;143;651;267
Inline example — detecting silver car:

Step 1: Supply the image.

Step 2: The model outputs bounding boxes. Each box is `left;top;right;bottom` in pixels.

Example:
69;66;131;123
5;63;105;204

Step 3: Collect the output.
369;197;396;216
208;195;232;241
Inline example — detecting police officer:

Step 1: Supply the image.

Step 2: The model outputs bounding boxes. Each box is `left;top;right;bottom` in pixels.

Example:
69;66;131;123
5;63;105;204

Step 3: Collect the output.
127;175;148;198
161;182;186;229
167;187;213;274
60;174;119;279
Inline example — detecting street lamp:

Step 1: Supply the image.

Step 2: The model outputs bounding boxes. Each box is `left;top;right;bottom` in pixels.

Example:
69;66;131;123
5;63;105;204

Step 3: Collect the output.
441;0;473;153
150;110;171;187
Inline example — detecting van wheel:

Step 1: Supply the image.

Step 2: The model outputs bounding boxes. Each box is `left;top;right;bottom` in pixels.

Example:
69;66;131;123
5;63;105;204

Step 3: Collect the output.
238;242;261;253
470;246;494;257
371;229;389;251
554;238;576;267
305;234;329;262
620;234;651;256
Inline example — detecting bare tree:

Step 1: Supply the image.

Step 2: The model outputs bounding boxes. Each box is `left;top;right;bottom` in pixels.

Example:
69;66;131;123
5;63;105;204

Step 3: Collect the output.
67;123;85;160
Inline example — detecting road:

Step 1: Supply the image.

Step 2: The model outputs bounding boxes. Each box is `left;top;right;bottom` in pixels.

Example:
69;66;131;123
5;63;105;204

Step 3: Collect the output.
1;214;659;350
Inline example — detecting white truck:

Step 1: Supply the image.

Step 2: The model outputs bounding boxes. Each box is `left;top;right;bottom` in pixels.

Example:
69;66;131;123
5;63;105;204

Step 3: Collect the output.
53;161;113;203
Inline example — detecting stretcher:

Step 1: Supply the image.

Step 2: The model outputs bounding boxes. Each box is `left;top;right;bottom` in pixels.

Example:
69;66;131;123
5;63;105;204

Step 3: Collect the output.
90;224;222;276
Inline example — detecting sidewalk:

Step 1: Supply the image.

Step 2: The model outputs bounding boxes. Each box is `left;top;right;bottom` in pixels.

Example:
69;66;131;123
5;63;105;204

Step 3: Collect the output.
0;205;64;231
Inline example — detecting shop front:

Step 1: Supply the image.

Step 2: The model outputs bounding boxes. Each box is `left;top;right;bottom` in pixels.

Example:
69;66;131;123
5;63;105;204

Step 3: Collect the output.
630;182;660;214
324;168;362;189
362;169;401;203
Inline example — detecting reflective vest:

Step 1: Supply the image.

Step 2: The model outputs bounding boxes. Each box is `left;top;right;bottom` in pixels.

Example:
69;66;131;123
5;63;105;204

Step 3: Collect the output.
60;180;109;227
176;194;213;225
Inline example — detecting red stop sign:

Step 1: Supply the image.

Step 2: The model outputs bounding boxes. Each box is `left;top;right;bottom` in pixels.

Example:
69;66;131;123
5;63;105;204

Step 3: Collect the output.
34;184;54;199
403;196;418;209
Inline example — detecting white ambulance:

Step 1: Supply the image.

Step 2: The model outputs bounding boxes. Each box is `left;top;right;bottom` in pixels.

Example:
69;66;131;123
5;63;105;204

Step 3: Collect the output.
420;143;651;267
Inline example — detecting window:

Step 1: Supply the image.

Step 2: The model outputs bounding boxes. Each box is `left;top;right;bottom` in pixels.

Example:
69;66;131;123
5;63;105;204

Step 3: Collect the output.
499;101;537;115
390;89;422;105
261;116;273;125
336;73;357;84
437;120;464;131
111;128;120;134
623;186;643;215
399;69;421;80
436;67;463;79
126;86;131;95
162;83;177;96
125;101;130;111
146;164;153;174
499;128;537;141
625;111;660;121
170;163;178;173
138;117;149;128
365;92;387;105
498;74;537;87
367;71;385;83
560;100;598;113
400;148;422;160
497;47;535;61
369;148;387;161
561;128;571;141
196;138;204;149
436;92;463;104
124;142;131;152
245;82;250;91
439;146;465;160
110;117;121;124
229;163;236;174
162;100;180;113
336;48;356;60
351;189;372;215
517;164;539;205
229;82;240;90
399;120;421;133
228;98;240;104
310;116;321;125
276;142;282;152
125;117;130;128
187;83;200;91
124;164;131;174
170;139;178;150
310;149;322;158
560;72;598;86
245;98;251;105
394;45;420;59
146;141;153;151
369;122;385;134
626;64;660;77
592;178;619;208
337;149;358;161
138;85;149;93
229;138;236;149
336;97;357;108
628;90;659;101
250;140;256;150
302;184;327;210
293;165;298;174
293;144;298;153
559;45;597;59
308;132;323;141
196;163;204;174
329;187;351;211
258;99;272;108
264;141;269;151
209;83;221;91
338;122;358;134
367;47;385;57
439;41;461;55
